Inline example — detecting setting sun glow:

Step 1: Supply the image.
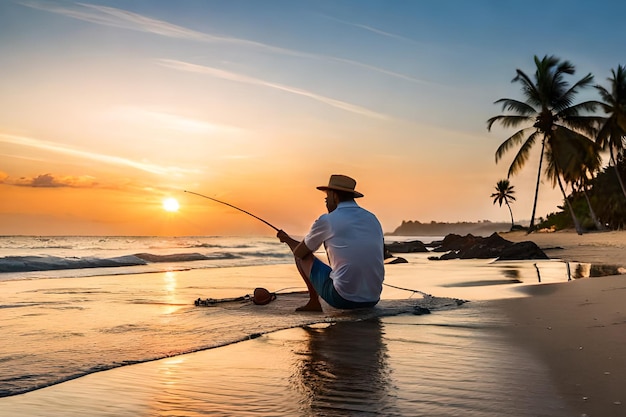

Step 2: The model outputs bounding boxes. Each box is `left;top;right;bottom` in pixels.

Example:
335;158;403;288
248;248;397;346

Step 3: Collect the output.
162;198;180;212
0;1;618;236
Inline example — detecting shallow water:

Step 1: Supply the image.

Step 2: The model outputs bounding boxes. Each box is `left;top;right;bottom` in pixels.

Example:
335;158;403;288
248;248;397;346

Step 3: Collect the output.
0;235;615;415
0;250;608;396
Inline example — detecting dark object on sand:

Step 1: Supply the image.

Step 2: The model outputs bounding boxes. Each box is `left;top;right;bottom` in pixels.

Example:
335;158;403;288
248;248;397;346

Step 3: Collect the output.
385;257;408;264
252;287;277;305
413;306;431;315
194;288;277;306
194;295;250;306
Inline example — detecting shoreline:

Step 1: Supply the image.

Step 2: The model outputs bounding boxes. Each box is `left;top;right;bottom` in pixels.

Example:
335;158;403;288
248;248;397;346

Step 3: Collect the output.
494;229;626;417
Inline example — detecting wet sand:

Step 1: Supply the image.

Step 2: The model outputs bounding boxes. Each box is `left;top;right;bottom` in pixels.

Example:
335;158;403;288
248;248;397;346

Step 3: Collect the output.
499;230;626;417
1;302;572;417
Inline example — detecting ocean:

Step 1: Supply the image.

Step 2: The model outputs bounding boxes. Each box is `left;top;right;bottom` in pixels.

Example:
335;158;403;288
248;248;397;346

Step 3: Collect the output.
0;235;591;415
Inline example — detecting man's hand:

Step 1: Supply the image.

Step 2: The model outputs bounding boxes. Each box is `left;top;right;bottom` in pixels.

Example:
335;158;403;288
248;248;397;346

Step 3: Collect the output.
277;230;310;257
276;229;290;243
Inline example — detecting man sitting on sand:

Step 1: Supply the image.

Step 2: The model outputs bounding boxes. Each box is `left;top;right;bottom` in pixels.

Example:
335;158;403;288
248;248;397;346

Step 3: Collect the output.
277;174;385;311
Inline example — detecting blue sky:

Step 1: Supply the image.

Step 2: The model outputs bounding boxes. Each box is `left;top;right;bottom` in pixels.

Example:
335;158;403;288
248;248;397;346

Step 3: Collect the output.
0;0;624;235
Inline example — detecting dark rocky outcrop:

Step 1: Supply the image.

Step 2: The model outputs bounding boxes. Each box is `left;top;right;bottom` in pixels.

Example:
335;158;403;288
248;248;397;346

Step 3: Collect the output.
385;256;408;264
428;233;548;261
384;240;426;265
384;233;548;262
497;241;549;261
384;240;429;254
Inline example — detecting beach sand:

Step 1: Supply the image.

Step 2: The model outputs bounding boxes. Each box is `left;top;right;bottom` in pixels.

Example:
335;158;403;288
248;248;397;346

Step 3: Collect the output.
504;229;626;267
499;230;626;417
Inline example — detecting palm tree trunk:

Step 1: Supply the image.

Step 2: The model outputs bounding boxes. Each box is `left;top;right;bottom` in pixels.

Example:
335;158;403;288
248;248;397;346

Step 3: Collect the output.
582;187;605;231
556;175;584;235
528;137;546;233
612;163;626;200
609;148;626;199
505;201;515;230
614;164;626;199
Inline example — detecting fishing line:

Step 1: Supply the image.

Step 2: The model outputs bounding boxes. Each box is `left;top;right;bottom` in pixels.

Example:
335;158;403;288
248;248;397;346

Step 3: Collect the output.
184;190;280;231
383;282;433;298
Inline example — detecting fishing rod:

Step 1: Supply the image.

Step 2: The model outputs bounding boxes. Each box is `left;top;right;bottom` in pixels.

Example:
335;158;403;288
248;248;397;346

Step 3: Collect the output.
184;190;280;232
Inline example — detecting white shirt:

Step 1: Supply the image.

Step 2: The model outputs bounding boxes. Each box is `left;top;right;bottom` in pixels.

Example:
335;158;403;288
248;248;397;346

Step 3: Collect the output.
304;200;385;302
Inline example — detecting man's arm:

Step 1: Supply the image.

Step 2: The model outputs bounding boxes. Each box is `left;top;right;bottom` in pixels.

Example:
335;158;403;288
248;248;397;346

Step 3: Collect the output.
277;230;313;259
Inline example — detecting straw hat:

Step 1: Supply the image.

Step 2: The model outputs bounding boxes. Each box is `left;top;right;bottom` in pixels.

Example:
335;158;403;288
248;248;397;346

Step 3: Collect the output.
316;174;364;198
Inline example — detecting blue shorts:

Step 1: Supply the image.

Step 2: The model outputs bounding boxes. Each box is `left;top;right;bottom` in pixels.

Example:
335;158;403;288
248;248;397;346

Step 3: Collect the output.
309;258;378;309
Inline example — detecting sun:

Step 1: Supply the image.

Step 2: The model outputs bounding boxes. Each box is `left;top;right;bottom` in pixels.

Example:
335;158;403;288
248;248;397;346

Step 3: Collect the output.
162;197;180;212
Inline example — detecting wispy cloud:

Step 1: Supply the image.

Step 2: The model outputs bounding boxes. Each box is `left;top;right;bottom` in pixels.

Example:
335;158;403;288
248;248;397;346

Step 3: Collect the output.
17;0;430;86
0;133;199;176
159;59;391;120
11;173;98;188
20;0;207;39
319;14;417;43
18;0;313;54
2;171;176;193
108;107;245;136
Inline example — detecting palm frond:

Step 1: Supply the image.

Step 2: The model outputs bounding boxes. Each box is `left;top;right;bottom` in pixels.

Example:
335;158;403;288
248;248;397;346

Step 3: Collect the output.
493;98;536;115
592;66;626;161
507;131;540;176
560;99;598;117
487;115;533;131
548;127;602;185
553;73;594;112
512;69;541;105
594;84;616;106
543;147;560;187
494;128;532;162
554;58;575;75
596;118;614;149
560;115;603;137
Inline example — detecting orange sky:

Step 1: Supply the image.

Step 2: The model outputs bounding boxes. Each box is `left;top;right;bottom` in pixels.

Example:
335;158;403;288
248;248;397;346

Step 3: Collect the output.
1;1;618;236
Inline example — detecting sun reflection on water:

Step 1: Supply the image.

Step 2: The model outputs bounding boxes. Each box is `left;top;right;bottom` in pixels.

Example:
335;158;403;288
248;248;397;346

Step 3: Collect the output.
162;271;178;314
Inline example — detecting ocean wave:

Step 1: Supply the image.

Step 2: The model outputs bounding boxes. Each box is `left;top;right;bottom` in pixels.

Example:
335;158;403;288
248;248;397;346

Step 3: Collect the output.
0;252;242;273
238;251;291;259
133;252;240;263
184;243;254;249
0;255;145;273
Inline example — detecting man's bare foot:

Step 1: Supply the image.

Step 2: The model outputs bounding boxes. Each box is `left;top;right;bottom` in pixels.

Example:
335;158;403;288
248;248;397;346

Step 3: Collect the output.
295;300;323;312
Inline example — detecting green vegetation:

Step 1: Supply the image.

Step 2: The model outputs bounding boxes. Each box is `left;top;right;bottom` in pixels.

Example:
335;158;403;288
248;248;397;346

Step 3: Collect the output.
488;56;626;233
538;161;626;230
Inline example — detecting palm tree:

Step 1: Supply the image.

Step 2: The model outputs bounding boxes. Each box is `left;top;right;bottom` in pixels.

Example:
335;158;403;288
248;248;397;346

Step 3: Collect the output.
546;134;605;230
491;179;516;230
487;55;600;235
595;65;626;199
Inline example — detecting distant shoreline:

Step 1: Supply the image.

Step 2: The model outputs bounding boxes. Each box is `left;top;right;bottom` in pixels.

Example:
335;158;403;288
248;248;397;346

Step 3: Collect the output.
386;220;513;237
